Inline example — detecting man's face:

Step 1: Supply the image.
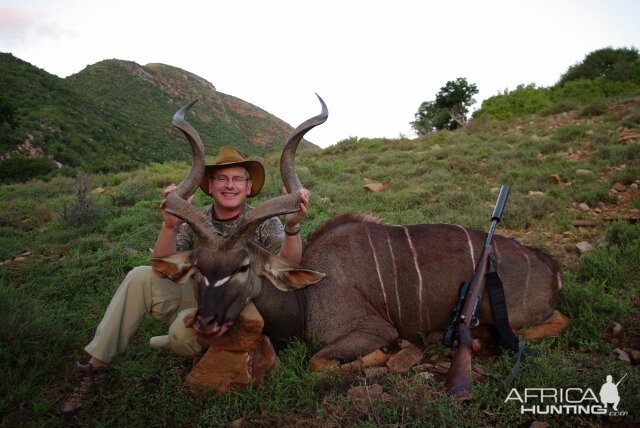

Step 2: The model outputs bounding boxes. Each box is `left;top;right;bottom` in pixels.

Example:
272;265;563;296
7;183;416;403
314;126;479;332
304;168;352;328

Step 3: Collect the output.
208;165;252;211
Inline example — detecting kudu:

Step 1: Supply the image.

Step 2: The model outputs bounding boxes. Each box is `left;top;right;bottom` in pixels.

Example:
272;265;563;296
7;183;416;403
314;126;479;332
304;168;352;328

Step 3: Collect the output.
152;96;569;371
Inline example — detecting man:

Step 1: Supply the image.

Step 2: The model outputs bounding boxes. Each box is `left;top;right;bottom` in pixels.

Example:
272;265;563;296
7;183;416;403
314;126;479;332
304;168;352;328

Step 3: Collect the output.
62;146;309;415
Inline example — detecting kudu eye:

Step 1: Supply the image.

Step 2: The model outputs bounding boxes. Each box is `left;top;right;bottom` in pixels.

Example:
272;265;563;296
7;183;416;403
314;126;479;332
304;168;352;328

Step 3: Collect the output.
237;264;250;274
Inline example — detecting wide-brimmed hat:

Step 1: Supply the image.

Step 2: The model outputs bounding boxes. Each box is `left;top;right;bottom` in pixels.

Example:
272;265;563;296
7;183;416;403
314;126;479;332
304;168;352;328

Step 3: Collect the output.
199;146;265;198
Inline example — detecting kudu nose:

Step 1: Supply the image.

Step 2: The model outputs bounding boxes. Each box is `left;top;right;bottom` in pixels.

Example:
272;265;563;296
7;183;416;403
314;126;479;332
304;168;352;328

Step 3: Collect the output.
197;315;218;329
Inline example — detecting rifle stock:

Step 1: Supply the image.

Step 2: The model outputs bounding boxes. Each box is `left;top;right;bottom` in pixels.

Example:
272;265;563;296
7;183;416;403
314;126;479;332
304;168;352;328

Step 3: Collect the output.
445;184;510;396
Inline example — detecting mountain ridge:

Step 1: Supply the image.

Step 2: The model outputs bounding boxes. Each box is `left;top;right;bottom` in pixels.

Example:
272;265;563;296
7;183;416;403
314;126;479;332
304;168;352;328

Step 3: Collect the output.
0;53;317;180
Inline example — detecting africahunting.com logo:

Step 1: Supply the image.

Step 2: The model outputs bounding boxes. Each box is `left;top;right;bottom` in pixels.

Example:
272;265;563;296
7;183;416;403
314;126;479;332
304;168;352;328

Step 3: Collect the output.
504;374;628;416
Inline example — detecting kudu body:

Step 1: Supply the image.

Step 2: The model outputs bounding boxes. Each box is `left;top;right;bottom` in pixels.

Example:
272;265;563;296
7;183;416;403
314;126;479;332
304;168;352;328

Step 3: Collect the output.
153;96;567;370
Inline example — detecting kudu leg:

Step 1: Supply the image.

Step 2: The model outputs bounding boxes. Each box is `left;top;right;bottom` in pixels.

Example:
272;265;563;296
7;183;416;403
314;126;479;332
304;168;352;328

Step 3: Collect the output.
309;324;398;373
516;310;570;339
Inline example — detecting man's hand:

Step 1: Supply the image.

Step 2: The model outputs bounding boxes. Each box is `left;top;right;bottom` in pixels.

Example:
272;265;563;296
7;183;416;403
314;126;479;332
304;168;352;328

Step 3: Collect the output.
160;183;193;229
283;187;309;232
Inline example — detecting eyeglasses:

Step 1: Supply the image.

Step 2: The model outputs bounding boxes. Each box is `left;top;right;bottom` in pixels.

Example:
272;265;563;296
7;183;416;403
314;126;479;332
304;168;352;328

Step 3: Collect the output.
213;175;249;185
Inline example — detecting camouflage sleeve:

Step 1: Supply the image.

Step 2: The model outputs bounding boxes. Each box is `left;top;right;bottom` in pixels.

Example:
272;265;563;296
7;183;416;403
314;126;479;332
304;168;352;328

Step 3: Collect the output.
254;217;285;254
175;223;195;253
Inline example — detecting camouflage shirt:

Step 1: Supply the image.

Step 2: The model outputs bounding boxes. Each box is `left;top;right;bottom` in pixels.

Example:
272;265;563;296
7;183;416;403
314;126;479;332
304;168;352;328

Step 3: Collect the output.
175;203;285;254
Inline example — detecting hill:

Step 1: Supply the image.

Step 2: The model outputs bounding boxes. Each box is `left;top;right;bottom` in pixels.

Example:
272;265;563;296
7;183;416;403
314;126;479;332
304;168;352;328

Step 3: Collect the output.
0;53;316;180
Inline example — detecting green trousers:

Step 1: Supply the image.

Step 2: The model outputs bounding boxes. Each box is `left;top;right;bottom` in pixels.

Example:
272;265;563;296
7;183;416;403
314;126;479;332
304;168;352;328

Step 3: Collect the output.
84;266;203;363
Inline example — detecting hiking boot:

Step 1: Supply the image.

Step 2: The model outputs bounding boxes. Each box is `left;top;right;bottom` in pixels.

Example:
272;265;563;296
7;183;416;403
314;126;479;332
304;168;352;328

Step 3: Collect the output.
60;361;109;416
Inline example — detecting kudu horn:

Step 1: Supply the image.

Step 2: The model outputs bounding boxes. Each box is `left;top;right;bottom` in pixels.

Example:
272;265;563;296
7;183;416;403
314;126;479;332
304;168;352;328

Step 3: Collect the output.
281;93;328;193
164;98;221;249
222;94;329;249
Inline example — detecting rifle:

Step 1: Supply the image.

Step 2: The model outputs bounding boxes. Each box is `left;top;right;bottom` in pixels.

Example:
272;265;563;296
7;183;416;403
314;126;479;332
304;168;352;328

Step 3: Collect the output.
445;184;510;396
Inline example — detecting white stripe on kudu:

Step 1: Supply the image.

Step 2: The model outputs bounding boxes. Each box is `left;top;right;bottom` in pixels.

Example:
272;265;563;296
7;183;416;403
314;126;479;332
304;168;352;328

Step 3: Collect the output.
366;228;392;323
402;226;429;328
455;225;476;271
386;232;402;326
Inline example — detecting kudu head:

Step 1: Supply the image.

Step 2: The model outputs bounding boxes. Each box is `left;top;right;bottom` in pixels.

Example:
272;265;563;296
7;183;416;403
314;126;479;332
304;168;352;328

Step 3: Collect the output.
151;96;327;339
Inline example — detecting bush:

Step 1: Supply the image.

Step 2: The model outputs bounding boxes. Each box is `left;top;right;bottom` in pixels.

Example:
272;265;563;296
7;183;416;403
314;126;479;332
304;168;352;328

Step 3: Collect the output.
61;173;101;225
474;84;553;120
0;157;55;183
110;179;149;207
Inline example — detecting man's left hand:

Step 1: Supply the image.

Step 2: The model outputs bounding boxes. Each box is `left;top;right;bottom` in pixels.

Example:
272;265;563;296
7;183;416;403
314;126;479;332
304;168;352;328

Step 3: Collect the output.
284;187;309;232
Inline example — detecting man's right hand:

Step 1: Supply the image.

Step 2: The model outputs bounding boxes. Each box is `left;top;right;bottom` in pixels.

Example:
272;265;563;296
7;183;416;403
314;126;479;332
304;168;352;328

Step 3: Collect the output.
160;183;193;229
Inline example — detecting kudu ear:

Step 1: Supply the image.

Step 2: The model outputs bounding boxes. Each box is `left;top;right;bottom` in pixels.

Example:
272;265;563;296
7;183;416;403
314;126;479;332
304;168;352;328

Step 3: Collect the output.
248;241;325;291
150;251;198;284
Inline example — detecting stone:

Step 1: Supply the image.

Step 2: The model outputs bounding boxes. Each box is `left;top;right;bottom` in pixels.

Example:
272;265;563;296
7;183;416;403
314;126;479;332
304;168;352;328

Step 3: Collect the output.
606;321;623;338
364;182;386;192
611;182;626;192
530;421;548;428
612;348;632;364
575;241;593;255
529;191;545;197
386;343;423;373
185;302;277;392
418;372;434;380
576;169;593;176
578;203;590;211
347;383;383;399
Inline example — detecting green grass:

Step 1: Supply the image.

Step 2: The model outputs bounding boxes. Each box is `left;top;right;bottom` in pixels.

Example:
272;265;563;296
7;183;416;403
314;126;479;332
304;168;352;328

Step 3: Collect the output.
1;95;640;427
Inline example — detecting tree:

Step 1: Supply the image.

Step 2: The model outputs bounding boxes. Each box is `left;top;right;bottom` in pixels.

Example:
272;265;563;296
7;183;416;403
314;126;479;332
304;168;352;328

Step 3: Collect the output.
558;47;640;85
411;78;478;135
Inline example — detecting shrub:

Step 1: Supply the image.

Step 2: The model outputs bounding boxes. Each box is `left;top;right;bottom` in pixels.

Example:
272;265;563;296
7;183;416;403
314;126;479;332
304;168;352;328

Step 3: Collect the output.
61;173;101;226
110;179;149;207
474;84;553;120
0;157;55;183
540;99;579;116
579;102;607;117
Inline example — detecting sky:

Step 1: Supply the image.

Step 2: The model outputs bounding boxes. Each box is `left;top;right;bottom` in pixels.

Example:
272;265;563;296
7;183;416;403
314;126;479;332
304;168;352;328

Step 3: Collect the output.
1;0;640;148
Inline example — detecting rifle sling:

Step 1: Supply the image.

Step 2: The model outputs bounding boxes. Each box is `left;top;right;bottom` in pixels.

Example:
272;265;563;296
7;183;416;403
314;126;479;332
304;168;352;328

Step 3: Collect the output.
486;270;540;388
485;271;520;352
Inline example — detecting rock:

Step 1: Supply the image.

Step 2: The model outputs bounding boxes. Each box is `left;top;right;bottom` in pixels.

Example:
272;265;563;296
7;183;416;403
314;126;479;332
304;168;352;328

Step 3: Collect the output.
611;182;626;192
414;363;435;372
575;241;593;255
576;169;593;176
429;353;440;363
229;418;245;428
437;361;451;370
185;302;277;392
13;257;26;263
606;321;623;338
347;383;384;399
578;202;591;211
612;348;632;364
418;372;434;380
364;182;386;192
629;349;640;365
530;421;548;428
529;191;545;197
18;251;32;257
386;343;423;373
91;187;105;194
